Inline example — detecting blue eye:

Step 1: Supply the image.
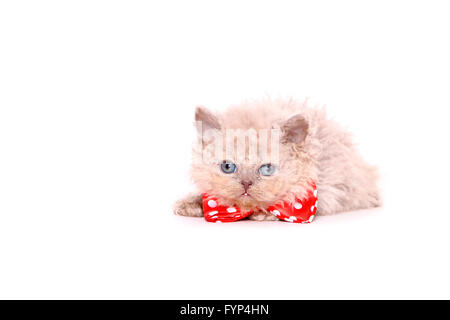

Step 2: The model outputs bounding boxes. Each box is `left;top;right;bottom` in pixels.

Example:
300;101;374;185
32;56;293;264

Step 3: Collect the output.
220;161;236;174
259;164;276;176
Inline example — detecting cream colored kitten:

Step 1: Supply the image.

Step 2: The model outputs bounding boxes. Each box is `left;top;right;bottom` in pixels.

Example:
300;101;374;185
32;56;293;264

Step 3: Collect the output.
174;98;380;220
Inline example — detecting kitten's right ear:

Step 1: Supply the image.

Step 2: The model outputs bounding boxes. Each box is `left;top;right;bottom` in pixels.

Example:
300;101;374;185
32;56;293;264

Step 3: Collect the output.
195;106;221;131
280;114;309;144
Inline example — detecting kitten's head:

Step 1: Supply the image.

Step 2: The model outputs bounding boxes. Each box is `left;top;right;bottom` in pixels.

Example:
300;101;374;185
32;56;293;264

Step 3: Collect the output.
191;105;315;210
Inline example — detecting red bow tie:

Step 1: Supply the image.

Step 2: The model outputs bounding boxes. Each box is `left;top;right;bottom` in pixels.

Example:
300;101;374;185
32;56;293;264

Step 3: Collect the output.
202;182;318;223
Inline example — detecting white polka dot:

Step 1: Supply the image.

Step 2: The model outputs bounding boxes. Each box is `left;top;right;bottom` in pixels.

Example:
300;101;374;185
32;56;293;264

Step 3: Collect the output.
294;202;303;210
215;221;222;223
235;214;241;218
227;207;237;213
313;189;318;197
271;210;280;216
310;205;315;212
284;216;297;222
315;200;318;207
207;200;217;208
308;215;315;222
208;211;218;216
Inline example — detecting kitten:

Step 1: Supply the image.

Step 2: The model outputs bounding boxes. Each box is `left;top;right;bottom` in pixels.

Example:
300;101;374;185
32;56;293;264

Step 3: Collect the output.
174;98;380;220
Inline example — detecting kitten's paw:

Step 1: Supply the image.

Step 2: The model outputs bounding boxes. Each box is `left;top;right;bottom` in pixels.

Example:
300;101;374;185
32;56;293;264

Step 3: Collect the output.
248;213;279;221
173;194;204;217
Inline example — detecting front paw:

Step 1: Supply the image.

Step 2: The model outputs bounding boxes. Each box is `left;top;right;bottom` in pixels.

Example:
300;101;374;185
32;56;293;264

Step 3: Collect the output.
173;195;204;217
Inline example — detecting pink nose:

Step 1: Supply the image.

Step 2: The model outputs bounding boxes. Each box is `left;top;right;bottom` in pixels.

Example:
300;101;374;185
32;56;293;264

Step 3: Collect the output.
241;181;253;192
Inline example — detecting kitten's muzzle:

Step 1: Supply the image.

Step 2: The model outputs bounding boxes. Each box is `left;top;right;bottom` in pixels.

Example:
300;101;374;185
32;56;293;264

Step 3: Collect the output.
241;180;253;193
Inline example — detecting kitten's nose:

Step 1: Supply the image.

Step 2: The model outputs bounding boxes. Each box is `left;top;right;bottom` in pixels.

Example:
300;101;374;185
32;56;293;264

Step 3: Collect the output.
241;180;253;192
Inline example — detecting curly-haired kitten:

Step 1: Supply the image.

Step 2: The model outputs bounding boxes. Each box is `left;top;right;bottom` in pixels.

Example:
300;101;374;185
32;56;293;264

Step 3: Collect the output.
174;98;380;221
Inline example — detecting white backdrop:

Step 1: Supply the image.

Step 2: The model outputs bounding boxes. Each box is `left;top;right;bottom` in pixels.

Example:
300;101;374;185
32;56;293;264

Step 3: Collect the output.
1;1;449;299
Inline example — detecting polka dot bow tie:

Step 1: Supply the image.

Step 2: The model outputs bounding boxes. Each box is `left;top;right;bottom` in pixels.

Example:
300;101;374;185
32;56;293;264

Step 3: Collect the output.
202;182;318;223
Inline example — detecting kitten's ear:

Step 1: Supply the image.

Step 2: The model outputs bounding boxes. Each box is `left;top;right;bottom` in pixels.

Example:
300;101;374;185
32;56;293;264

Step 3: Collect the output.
195;106;221;132
280;114;309;144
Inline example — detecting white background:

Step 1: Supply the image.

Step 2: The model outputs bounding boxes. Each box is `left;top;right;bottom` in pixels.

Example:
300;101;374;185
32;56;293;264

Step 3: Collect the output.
1;1;449;299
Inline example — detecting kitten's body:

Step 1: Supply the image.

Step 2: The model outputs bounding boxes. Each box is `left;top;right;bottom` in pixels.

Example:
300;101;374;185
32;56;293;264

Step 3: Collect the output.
174;98;380;220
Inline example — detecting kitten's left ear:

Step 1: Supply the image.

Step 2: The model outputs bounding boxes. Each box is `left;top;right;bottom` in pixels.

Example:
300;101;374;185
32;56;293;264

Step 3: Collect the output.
280;114;309;144
195;106;221;131
194;106;221;144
